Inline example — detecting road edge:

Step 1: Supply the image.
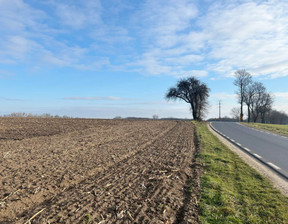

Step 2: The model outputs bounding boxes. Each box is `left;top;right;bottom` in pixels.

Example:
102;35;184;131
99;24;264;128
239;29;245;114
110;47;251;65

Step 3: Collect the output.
208;122;288;197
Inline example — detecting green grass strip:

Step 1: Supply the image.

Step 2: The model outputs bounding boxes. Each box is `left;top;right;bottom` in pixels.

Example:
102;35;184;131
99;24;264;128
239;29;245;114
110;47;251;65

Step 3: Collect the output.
243;123;288;137
195;122;288;224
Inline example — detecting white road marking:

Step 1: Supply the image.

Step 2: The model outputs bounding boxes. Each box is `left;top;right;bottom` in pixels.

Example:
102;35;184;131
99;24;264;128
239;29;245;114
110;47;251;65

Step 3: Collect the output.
254;153;262;159
267;162;281;170
244;147;251;152
237;143;242;147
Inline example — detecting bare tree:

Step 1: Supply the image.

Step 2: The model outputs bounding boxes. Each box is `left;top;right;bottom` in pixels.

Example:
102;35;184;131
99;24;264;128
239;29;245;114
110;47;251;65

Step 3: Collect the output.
266;110;288;124
259;93;273;123
250;82;264;122
152;115;159;119
250;82;273;123
234;69;252;122
230;107;241;120
244;82;256;122
166;77;210;121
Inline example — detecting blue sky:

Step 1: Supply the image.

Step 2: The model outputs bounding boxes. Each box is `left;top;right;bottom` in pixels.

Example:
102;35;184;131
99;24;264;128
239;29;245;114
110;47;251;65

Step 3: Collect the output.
0;0;288;119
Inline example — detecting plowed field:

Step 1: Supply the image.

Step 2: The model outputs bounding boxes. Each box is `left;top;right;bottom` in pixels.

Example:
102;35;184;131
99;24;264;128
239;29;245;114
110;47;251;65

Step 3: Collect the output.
0;118;200;223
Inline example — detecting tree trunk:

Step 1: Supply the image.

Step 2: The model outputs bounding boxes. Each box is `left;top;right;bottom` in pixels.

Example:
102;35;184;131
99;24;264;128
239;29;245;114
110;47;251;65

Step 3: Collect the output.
247;105;250;122
261;113;265;123
240;99;243;122
253;113;258;123
192;109;198;120
190;103;197;120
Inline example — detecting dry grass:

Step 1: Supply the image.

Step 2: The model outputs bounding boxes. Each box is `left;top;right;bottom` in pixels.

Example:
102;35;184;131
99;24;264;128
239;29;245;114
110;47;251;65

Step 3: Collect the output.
196;122;288;223
243;123;288;136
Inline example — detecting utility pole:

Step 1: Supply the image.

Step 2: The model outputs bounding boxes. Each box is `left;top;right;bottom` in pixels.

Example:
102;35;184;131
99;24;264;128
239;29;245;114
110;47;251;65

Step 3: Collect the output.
219;100;221;120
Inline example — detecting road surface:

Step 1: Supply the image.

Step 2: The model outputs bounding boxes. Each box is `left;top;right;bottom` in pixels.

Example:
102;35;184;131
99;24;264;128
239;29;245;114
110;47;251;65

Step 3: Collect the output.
211;122;288;179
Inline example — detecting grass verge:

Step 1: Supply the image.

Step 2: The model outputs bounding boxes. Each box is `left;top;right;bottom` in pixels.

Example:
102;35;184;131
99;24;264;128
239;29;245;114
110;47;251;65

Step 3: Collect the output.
243;123;288;137
195;122;288;223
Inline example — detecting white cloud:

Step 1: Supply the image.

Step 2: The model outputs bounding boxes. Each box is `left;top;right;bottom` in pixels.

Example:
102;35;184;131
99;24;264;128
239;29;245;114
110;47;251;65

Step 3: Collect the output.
274;92;288;99
1;0;288;79
132;0;288;77
137;0;198;47
126;0;201;75
210;92;237;100
0;0;45;33
54;0;102;29
0;0;118;69
273;92;288;113
165;54;203;65
274;103;288;113
56;5;88;29
199;1;288;78
176;70;208;78
129;54;173;75
3;36;29;59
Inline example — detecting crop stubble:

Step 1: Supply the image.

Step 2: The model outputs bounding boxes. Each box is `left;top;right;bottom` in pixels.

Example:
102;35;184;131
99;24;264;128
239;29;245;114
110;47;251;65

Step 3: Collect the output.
0;118;199;223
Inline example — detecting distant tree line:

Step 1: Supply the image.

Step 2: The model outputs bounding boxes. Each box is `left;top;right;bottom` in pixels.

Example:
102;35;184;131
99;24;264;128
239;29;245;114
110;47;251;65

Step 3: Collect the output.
263;110;288;124
230;107;288;124
207;116;238;122
2;112;71;118
234;69;273;123
113;116;192;121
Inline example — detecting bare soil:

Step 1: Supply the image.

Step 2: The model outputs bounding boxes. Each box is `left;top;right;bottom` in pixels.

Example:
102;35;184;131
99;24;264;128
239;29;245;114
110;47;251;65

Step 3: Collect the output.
0;118;200;223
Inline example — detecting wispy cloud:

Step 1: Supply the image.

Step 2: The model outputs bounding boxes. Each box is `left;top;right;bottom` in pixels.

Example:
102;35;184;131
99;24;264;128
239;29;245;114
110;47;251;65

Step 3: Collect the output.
199;1;288;78
135;0;198;48
1;0;288;78
0;0;121;69
54;0;102;30
63;96;122;101
0;69;13;78
126;0;288;78
0;96;23;101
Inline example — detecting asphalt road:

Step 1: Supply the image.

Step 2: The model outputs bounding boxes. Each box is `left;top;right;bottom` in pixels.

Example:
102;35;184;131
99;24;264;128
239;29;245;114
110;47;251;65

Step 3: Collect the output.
211;122;288;178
